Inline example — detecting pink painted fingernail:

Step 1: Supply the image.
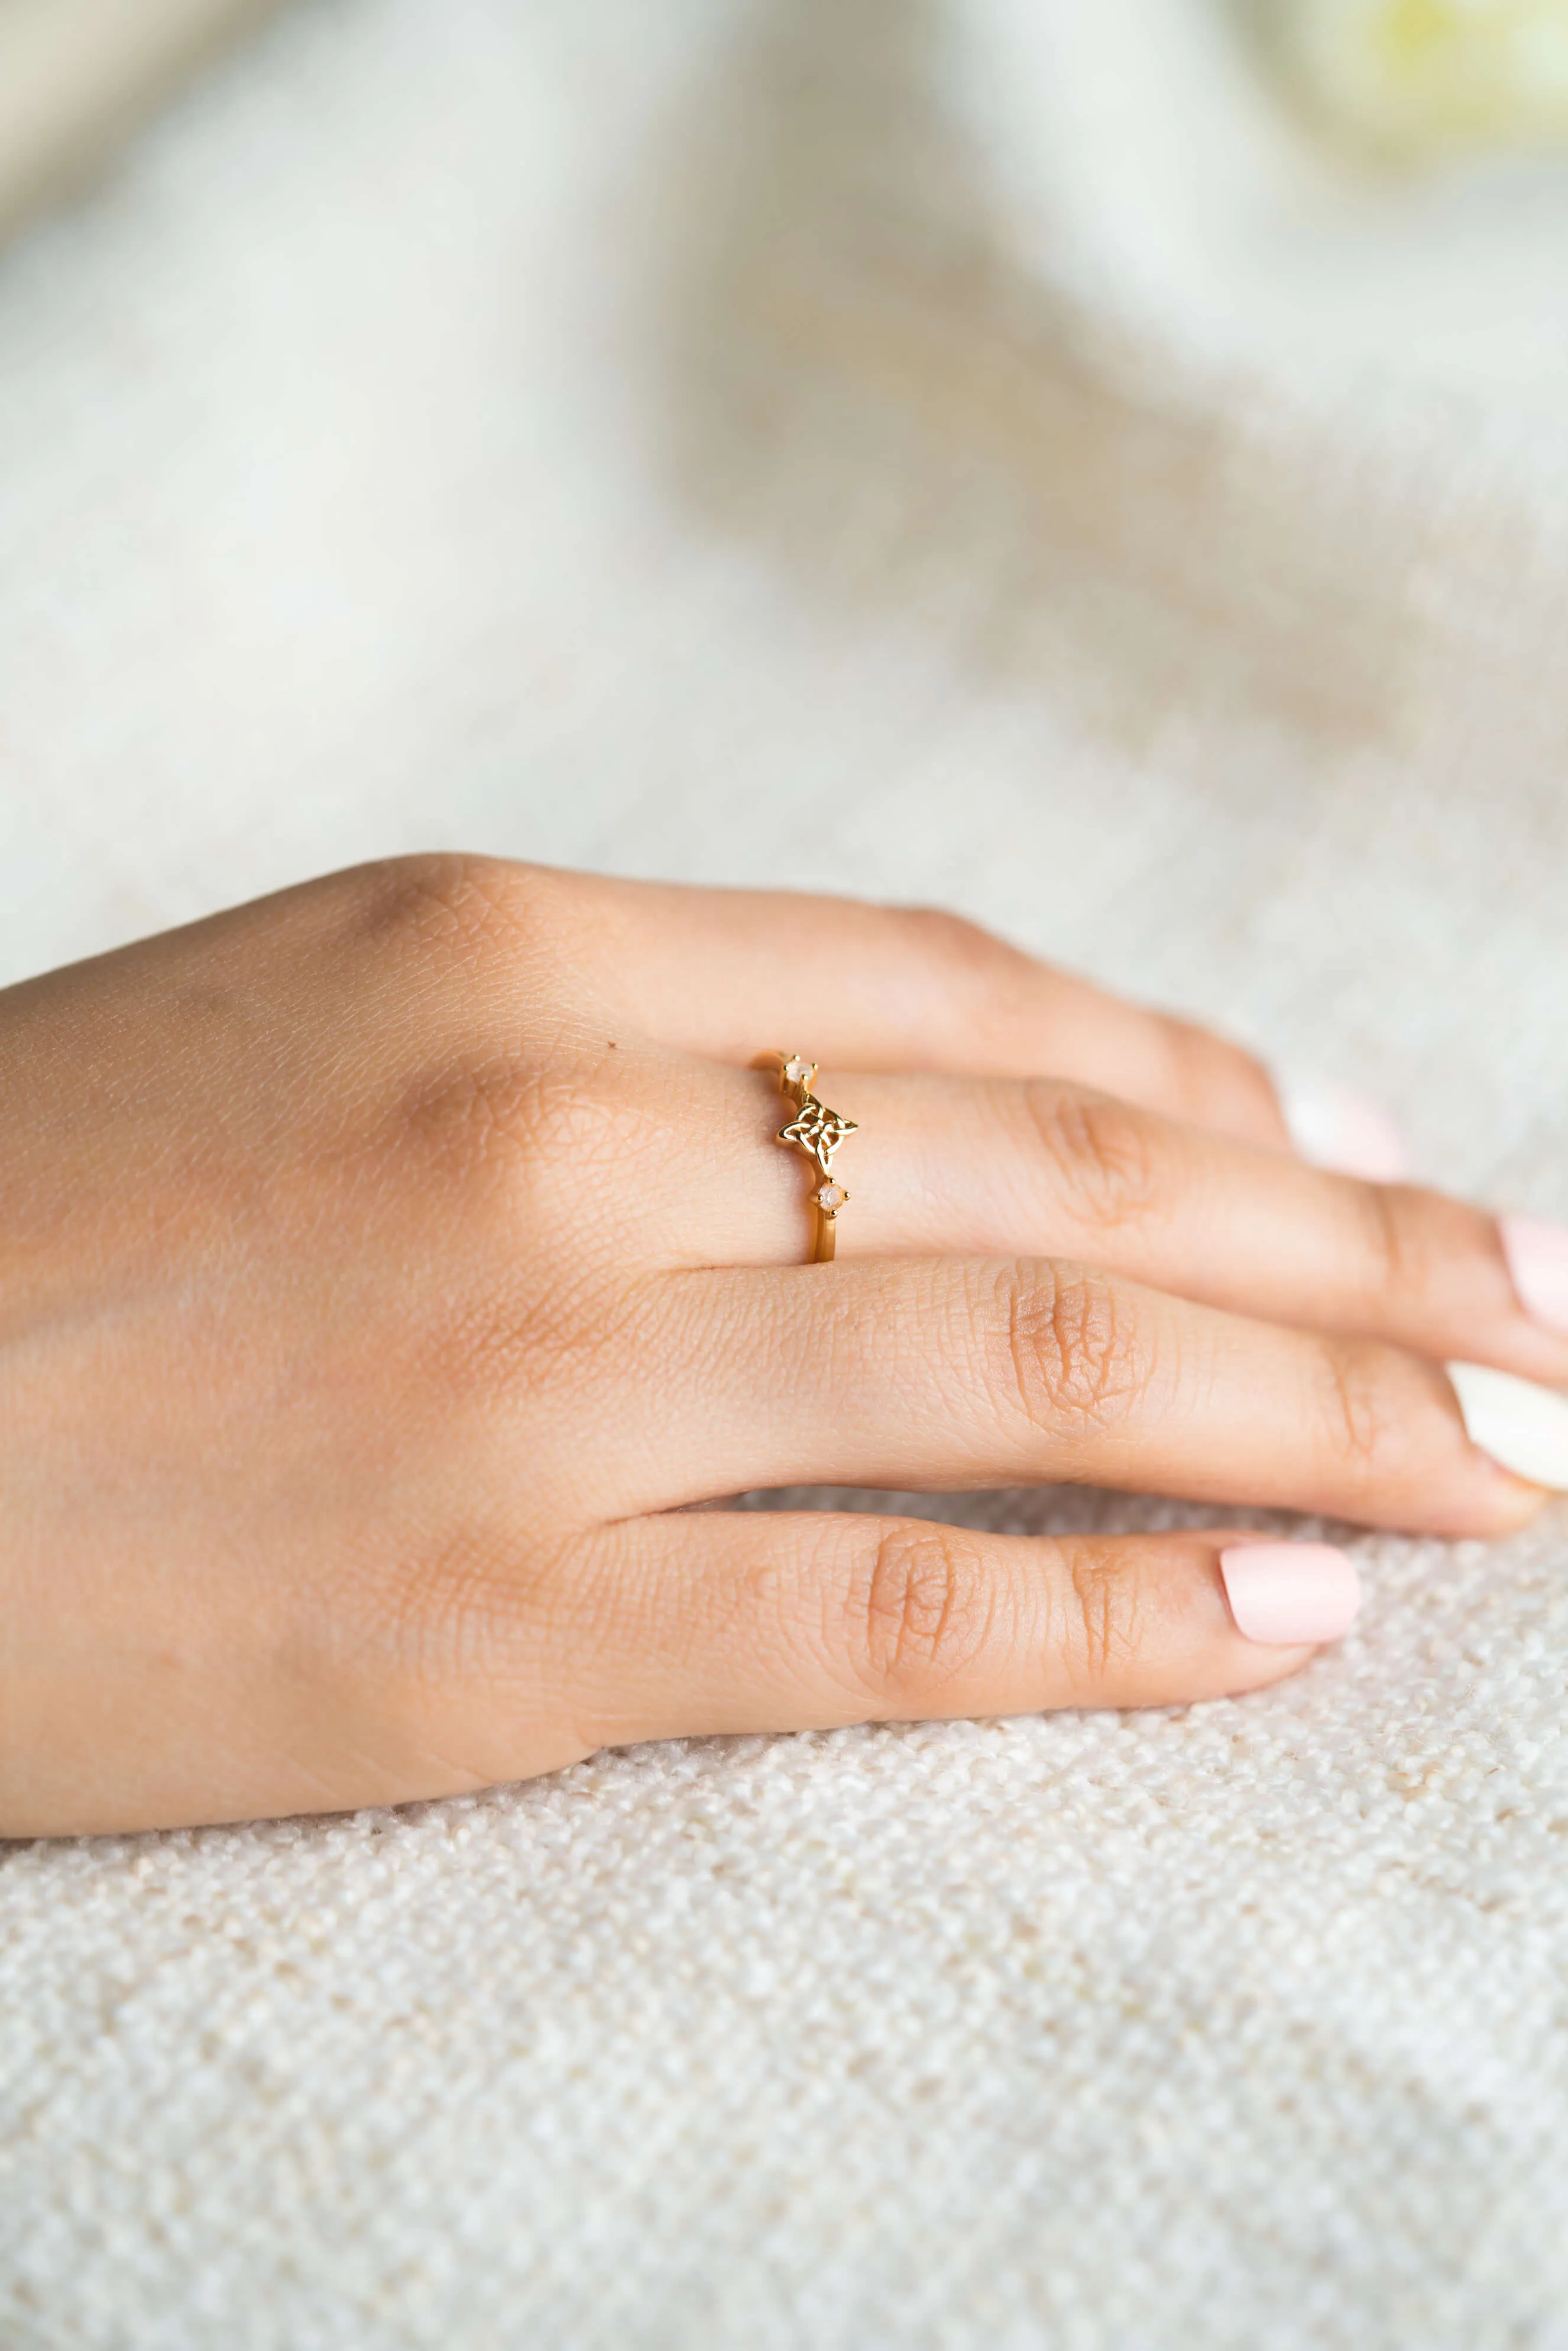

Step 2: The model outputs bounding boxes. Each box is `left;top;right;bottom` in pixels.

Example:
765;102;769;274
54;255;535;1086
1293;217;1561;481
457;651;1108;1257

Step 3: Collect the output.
1501;1215;1568;1339
1219;1543;1363;1646
1274;1073;1407;1183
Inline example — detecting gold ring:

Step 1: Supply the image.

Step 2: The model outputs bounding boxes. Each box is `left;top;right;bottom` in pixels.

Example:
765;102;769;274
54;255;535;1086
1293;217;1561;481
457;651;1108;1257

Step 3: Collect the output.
767;1051;858;1264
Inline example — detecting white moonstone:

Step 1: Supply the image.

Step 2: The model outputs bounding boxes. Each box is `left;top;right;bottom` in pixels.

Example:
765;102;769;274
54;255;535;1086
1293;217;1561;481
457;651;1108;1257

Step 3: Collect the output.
816;1184;845;1212
785;1058;812;1086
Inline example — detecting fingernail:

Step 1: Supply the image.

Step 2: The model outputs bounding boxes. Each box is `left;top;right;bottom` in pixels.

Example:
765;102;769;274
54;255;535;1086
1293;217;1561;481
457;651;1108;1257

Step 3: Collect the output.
1501;1215;1568;1339
1219;1543;1363;1646
1447;1361;1568;1491
1274;1073;1407;1183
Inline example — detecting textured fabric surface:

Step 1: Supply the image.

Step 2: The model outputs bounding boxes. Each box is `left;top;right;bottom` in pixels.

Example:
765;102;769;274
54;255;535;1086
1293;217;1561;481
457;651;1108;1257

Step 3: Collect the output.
2;4;1568;2344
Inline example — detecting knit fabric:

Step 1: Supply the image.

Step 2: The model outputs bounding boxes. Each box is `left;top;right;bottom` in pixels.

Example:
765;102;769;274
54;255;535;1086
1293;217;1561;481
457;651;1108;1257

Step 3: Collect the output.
2;4;1567;2344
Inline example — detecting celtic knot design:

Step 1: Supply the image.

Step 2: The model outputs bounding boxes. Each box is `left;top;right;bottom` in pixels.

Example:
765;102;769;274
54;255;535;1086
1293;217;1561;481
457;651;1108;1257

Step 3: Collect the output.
777;1092;859;1178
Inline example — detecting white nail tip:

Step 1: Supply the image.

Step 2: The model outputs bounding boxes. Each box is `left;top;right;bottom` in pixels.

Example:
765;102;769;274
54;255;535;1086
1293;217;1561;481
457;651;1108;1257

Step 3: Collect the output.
1447;1361;1568;1492
1275;1073;1407;1183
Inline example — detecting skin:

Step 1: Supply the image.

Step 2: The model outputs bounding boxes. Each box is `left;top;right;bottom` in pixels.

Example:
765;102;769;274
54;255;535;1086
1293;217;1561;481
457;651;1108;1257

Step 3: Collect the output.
0;854;1558;1838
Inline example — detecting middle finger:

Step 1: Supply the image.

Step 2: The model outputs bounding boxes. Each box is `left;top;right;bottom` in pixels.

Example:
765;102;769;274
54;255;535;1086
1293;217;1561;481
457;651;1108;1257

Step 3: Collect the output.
702;1067;1568;1391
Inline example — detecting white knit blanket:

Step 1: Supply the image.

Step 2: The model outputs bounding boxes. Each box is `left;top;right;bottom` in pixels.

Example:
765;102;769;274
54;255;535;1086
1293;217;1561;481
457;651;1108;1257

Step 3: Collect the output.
4;4;1568;2343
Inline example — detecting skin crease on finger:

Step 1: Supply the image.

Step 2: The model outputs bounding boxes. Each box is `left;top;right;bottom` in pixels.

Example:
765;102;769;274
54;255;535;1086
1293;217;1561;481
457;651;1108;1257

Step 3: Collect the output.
0;854;1557;1838
637;1256;1546;1539
701;1067;1568;1393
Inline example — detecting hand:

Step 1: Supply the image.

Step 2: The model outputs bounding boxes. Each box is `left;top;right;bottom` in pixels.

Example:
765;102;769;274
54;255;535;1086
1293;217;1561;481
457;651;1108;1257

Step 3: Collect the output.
4;857;1566;1836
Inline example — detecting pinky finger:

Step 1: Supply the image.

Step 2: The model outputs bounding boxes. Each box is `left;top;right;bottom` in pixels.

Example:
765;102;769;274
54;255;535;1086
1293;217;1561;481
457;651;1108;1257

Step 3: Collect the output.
568;1514;1364;1748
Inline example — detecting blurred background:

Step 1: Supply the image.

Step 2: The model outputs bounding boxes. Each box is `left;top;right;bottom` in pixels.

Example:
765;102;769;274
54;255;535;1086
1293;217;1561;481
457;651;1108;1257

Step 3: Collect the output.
1;0;1567;1194
5;8;1568;2347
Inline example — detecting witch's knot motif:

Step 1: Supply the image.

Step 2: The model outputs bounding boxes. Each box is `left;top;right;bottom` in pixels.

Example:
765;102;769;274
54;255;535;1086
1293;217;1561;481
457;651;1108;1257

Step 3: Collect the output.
777;1092;858;1178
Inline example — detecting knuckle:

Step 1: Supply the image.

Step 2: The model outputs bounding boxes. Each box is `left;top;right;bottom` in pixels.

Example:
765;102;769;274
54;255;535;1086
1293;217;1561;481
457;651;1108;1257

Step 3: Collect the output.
314;1520;602;1797
1358;1180;1420;1299
1023;1083;1163;1233
1154;1015;1277;1131
382;1526;516;1682
1318;1337;1405;1481
402;1054;570;1164
348;854;572;988
851;1520;995;1701
892;904;1003;967
400;1049;540;1160
357;850;530;935
396;1053;650;1258
344;861;642;1207
378;1524;582;1695
888;905;1025;1019
1059;1541;1149;1686
991;1261;1151;1437
391;1055;557;1225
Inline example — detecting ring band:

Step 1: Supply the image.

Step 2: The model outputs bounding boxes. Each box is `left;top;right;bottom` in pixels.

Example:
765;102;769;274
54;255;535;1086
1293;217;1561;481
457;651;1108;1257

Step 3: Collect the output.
769;1051;858;1264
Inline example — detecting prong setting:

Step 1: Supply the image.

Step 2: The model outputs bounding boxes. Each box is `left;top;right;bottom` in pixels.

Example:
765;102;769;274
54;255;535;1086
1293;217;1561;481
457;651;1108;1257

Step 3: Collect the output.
769;1050;856;1262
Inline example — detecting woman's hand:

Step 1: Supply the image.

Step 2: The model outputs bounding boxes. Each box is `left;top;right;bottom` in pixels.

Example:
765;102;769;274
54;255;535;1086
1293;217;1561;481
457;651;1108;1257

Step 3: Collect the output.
4;856;1566;1837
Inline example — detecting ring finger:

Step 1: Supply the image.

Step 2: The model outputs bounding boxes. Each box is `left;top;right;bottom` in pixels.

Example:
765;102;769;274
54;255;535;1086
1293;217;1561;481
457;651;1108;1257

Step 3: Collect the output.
707;1067;1568;1394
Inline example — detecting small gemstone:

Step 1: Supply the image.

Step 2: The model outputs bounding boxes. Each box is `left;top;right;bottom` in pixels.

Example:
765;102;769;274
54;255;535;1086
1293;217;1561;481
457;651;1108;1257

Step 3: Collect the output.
784;1058;812;1086
816;1184;845;1212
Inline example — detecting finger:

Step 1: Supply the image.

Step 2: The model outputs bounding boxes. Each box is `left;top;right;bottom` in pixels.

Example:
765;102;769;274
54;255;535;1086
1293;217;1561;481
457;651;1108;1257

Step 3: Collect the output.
557;1515;1359;1749
723;1070;1568;1390
650;1257;1551;1536
542;867;1293;1149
